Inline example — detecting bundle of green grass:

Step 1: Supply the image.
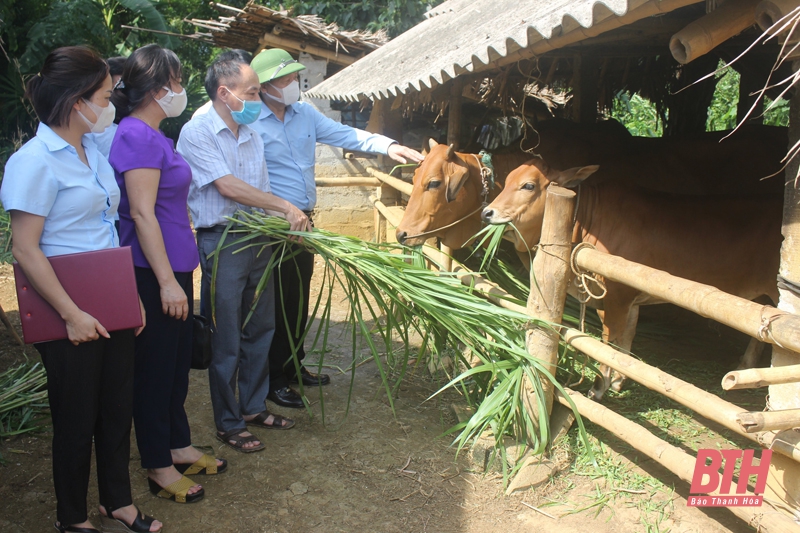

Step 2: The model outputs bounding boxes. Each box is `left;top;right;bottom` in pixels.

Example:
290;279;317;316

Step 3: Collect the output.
214;212;592;462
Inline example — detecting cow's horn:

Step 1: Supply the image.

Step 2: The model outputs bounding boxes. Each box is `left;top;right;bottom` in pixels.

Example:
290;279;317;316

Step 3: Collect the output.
428;138;438;150
446;143;455;159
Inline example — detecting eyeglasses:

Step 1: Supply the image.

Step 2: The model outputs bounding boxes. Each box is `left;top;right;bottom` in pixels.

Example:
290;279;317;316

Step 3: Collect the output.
269;59;299;82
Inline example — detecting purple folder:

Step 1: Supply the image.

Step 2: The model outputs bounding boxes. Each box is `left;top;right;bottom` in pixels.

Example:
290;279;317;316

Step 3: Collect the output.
13;246;143;344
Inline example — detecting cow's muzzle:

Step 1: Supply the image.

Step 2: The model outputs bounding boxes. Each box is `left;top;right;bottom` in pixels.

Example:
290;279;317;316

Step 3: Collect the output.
481;207;509;224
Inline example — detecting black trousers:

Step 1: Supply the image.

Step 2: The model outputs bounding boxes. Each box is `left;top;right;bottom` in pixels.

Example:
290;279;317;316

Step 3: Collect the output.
36;329;136;526
269;243;314;389
132;267;193;469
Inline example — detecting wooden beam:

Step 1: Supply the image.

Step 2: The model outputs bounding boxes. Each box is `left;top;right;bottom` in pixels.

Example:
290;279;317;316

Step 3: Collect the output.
257;32;356;66
447;77;464;148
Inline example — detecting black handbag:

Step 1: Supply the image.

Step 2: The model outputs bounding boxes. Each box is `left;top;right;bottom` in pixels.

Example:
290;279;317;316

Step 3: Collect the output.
191;314;213;370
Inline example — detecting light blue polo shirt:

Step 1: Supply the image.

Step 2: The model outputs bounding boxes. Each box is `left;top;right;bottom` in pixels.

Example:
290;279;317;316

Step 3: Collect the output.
0;122;119;257
250;101;396;211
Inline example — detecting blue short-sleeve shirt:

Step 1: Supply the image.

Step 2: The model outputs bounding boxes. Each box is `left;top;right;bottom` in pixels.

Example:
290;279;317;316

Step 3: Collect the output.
0;122;119;257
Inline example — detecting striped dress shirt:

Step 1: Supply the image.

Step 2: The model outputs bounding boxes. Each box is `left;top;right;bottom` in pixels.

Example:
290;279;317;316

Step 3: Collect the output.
177;105;270;228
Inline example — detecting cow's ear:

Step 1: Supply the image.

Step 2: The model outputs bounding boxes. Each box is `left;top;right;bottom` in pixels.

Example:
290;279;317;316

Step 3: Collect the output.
445;160;469;202
554;165;599;188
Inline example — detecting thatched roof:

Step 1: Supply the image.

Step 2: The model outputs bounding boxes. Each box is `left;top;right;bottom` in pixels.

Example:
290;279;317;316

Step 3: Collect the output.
187;1;388;66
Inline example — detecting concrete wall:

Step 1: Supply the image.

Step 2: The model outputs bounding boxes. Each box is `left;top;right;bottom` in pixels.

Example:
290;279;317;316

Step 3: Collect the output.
300;52;382;240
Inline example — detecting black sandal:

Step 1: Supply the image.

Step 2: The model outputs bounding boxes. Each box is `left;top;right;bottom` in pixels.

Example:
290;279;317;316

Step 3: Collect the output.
246;410;295;430
54;523;99;533
216;428;266;453
98;506;161;533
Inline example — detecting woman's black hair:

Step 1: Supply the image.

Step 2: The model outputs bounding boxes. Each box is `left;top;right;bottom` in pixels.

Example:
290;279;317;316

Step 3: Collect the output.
111;44;182;121
25;46;109;128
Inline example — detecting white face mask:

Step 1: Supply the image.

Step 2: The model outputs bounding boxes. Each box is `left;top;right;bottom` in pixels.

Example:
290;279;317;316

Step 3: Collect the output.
78;99;116;133
155;86;187;118
261;80;301;106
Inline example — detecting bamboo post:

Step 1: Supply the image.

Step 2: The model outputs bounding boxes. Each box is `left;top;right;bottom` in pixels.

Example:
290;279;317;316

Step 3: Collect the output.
447;77;464;149
669;0;760;64
723;365;800;390
771;62;800;413
524;185;575;426
573;247;800;354
0;304;23;346
737;410;800;432
556;388;800;533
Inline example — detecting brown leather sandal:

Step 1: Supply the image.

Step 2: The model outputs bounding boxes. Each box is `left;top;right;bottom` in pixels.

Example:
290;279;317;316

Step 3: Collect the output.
216;428;266;453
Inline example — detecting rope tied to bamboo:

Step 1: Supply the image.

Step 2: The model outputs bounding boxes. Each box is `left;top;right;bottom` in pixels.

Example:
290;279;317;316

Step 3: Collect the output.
757;307;787;349
570;242;608;332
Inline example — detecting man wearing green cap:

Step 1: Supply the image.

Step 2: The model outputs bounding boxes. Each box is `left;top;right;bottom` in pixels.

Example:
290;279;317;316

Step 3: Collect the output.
250;48;424;408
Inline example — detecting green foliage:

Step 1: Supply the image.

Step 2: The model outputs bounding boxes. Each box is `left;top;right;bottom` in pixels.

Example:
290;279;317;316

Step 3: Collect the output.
764;96;790;127
706;64;738;132
609;91;663;137
268;0;442;37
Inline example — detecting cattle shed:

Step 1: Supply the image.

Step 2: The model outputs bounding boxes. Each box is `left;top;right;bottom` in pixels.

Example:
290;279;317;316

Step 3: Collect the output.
302;0;800;529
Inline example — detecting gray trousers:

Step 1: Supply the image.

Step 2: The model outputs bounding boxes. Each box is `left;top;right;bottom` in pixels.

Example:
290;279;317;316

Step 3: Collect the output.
198;230;275;433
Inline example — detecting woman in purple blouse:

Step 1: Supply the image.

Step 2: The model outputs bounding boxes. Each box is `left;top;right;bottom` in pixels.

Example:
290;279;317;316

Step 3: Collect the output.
108;44;226;505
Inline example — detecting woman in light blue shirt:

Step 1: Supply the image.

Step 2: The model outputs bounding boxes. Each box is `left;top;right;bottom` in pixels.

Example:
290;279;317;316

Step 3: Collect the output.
0;47;161;533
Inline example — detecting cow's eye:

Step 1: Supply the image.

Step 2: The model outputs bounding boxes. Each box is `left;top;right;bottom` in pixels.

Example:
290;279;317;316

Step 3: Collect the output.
427;180;442;190
522;182;535;191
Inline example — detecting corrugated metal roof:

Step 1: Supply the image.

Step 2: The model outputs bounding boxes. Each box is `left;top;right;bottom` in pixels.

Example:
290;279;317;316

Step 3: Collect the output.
305;0;669;101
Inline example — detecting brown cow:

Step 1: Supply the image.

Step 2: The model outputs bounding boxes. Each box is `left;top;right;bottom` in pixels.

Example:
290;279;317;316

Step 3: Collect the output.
395;141;530;248
397;121;785;250
481;158;782;400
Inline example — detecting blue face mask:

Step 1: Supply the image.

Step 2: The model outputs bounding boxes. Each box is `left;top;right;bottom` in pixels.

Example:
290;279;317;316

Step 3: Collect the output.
225;90;261;125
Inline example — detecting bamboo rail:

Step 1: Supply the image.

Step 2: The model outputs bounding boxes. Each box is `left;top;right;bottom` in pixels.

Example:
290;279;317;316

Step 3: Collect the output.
737;410;800;433
366;167;414;196
561;328;800;463
723;365;800;390
557;388;800;533
315;177;381;187
573;247;800;355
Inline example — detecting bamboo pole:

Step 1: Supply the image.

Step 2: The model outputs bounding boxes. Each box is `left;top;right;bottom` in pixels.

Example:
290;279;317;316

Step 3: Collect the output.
366;167;414;196
756;0;800;32
573;247;800;355
556;388;800;533
562;327;800;463
737;410;800;433
524;186;575;424
315;177;381;187
669;0;761;64
723;365;800;390
257;33;356;66
370;197;403;228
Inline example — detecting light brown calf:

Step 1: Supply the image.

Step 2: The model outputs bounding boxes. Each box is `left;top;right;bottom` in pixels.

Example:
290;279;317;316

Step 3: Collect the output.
482;158;782;399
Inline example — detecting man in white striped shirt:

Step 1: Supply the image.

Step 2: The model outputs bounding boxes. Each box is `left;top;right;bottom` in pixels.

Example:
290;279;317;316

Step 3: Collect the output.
177;57;308;453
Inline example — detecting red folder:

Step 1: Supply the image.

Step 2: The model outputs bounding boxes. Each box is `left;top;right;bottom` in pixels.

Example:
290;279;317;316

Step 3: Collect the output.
13;246;143;344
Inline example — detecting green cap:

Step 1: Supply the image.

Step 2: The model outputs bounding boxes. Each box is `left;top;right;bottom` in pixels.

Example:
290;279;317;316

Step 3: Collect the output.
251;48;306;84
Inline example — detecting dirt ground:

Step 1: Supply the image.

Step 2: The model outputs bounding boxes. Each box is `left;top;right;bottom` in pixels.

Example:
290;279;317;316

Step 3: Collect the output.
0;258;761;533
